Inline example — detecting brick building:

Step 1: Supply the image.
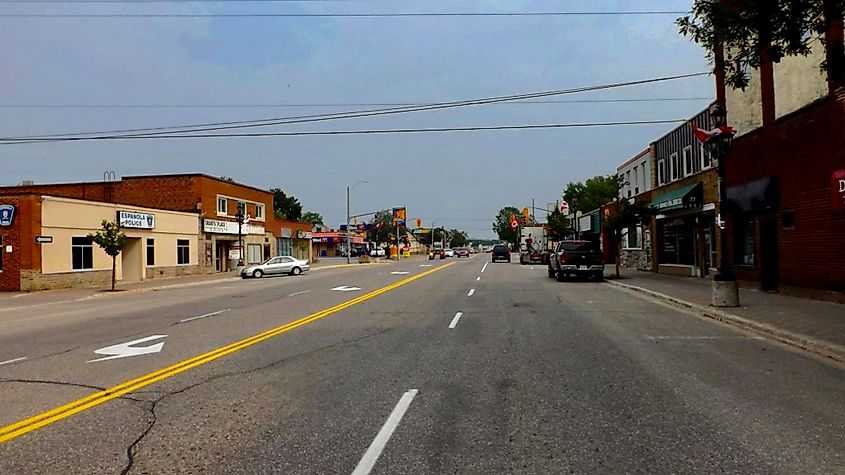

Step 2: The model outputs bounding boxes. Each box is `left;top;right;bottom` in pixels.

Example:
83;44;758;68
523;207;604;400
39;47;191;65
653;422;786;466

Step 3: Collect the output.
719;27;845;300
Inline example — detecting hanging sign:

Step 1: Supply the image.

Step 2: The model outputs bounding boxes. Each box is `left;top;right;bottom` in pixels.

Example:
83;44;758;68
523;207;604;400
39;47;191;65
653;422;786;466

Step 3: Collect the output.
0;205;15;226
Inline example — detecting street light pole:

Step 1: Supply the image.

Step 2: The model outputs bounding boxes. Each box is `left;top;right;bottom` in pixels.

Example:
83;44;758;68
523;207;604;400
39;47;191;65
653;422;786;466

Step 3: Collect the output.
707;103;739;307
346;180;368;264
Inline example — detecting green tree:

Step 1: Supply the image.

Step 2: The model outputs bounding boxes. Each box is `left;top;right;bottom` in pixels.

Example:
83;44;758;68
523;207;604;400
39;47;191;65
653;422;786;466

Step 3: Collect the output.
604;200;656;278
546;209;573;241
678;0;845;90
88;220;126;291
449;229;469;247
564;175;620;214
271;188;303;221
366;210;393;244
492;206;522;247
301;211;324;228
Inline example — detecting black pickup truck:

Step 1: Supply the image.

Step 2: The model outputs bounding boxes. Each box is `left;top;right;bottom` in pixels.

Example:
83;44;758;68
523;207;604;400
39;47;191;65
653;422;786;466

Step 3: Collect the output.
547;240;604;282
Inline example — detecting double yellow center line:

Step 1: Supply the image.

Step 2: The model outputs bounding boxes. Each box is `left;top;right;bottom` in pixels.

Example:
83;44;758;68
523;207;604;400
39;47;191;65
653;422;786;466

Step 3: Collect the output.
0;262;454;444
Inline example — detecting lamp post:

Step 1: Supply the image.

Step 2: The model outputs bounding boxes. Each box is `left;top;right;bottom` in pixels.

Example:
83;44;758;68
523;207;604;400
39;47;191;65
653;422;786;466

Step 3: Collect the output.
235;202;245;268
346;180;368;264
706;103;739;307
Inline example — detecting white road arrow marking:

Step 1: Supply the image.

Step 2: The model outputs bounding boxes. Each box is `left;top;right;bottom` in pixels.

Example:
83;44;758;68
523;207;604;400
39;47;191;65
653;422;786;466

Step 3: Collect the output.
331;285;361;292
391;271;410;275
88;335;167;363
419;264;433;267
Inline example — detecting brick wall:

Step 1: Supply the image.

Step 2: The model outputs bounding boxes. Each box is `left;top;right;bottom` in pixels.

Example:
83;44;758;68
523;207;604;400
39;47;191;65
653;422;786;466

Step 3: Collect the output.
0;195;41;291
725;91;845;293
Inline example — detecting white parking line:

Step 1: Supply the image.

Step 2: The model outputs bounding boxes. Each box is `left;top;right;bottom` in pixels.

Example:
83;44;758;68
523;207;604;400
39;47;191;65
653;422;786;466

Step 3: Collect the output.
645;335;765;340
179;309;230;323
288;290;312;297
467;289;475;297
0;357;26;366
481;262;488;273
449;312;463;329
352;389;419;475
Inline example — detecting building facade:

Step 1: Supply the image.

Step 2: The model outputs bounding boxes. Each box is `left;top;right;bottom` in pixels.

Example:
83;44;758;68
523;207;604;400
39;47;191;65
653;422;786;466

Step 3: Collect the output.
0;195;199;291
616;148;654;270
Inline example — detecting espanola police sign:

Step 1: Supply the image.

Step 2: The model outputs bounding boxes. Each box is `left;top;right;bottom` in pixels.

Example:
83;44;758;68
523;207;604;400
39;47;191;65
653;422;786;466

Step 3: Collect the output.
117;210;156;229
0;205;14;227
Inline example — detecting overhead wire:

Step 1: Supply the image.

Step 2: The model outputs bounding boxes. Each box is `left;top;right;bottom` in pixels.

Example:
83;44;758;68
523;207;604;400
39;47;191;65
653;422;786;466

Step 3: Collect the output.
0;11;690;18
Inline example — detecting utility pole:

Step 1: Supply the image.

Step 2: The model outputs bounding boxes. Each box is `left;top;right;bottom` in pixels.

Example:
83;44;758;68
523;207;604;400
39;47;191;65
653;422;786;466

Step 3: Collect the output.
236;202;245;268
346;186;351;264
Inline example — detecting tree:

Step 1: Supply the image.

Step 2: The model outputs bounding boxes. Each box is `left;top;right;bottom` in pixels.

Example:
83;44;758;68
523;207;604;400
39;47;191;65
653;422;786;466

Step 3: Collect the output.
563;175;620;214
546;209;573;241
271;188;303;221
678;1;845;90
492;206;522;247
301;211;324;228
449;229;469;247
366;210;393;244
88;220;126;291
604;200;656;278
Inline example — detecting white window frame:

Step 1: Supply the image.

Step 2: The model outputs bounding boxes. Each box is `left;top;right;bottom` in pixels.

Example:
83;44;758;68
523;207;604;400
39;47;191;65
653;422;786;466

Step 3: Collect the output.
255;204;265;220
621;224;643;250
670;152;680;181
701;144;712;170
682;146;693;177
658;158;666;185
217;196;228;216
641;161;648;191
632;166;639;195
216;194;266;222
177;239;190;265
247;243;263;264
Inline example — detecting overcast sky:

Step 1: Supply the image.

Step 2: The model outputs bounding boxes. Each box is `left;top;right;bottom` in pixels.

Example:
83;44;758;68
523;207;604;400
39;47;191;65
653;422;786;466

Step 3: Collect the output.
0;0;713;239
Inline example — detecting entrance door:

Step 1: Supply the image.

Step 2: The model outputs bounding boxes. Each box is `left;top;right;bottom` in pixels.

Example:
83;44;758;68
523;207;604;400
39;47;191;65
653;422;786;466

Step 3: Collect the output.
121;238;143;283
215;241;228;272
760;217;779;291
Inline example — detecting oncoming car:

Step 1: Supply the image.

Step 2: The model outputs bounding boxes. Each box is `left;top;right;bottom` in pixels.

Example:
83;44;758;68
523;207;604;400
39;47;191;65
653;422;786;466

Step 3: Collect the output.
241;256;310;278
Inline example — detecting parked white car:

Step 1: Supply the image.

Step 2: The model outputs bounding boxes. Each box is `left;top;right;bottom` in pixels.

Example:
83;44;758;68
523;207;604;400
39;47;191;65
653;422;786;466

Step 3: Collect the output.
241;256;310;278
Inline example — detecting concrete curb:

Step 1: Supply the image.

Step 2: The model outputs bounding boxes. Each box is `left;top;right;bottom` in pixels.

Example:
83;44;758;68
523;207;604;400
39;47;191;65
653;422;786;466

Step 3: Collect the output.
604;279;845;364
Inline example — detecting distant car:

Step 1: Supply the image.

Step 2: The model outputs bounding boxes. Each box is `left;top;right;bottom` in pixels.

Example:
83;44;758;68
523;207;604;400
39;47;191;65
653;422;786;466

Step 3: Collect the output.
491;244;511;263
456;248;471;258
469;247;479;254
369;248;386;257
241;256;310;278
444;248;455;257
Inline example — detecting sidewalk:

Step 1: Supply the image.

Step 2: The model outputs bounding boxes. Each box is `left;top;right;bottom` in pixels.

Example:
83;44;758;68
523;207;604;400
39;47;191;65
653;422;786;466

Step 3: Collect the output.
605;270;845;363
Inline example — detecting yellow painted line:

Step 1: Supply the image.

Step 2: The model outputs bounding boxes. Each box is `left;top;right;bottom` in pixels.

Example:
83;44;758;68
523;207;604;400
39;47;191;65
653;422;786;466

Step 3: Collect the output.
0;262;455;444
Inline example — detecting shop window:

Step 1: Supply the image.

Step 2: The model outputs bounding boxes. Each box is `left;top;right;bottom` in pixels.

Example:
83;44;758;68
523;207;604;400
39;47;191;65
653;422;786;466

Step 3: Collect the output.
72;236;94;270
623;224;641;249
146;238;155;266
255;204;265;220
177;239;190;265
658;218;695;265
658;159;666;185
782;211;795;230
247;244;262;264
670;153;680;181
217;196;228;215
733;216;756;267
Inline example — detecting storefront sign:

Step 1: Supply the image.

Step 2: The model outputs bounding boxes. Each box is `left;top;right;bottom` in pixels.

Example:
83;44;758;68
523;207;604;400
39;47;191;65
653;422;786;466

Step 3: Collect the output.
117;210;155;229
202;219;264;235
0;205;15;227
832;169;845;210
297;230;312;239
228;249;241;260
578;215;592;232
656;197;684;210
35;236;53;244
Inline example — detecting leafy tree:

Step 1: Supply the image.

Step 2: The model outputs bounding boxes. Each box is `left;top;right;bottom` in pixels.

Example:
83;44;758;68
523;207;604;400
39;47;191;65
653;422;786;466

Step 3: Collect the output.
492;206;522;247
301;211;324;228
678;0;845;90
563;175;620;214
271;188;302;221
88;220;126;291
604;200;656;278
366;210;394;244
449;229;469;247
546;209;573;241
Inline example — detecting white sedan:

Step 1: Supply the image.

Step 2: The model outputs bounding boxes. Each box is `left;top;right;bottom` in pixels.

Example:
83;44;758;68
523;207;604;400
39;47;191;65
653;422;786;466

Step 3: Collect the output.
444;248;455;257
241;256;310;278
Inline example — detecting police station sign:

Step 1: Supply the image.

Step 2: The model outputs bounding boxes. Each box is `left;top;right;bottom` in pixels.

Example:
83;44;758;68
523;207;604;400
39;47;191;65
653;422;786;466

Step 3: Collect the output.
118;210;156;229
0;205;14;227
833;169;845;210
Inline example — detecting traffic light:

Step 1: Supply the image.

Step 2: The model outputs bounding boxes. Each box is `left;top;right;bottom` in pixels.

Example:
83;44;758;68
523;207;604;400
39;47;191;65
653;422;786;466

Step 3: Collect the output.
522;207;530;221
416;218;422;228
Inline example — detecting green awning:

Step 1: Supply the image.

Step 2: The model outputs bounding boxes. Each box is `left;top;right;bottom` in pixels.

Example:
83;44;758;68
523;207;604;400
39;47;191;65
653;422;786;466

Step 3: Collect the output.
651;183;702;211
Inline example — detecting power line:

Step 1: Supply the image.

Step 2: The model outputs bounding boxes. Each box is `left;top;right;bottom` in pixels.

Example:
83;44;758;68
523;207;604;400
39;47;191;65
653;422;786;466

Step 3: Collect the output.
0;11;690;18
0;72;709;142
0;97;713;109
1;119;686;145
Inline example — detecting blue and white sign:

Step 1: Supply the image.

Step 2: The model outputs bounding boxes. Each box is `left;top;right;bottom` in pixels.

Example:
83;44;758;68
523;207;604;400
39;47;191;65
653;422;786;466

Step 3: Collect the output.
117;210;155;229
0;205;15;227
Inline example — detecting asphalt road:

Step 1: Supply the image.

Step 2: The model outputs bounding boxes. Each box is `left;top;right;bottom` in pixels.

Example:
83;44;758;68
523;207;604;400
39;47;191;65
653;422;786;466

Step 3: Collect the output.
1;256;843;474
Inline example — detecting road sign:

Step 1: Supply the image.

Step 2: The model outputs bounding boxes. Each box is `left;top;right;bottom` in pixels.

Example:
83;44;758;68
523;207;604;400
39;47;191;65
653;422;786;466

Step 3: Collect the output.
35;236;53;244
510;220;519;230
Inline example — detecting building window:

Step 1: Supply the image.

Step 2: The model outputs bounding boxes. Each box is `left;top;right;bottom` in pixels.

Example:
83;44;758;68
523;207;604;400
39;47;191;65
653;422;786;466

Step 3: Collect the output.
701;144;712;169
177;239;190;265
146;238;155;266
255;204;265;220
623;224;641;249
683;145;695;176
632;166;639;195
247;243;262;264
658;217;696;265
670;152;680;181
733;215;755;267
641;161;648;191
658;159;666;185
782;211;795;230
217;196;228;215
237;201;247;218
72;236;94;270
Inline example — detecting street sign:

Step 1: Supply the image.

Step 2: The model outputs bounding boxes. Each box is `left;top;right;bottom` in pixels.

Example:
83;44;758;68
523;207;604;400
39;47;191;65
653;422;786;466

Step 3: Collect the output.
35;236;53;244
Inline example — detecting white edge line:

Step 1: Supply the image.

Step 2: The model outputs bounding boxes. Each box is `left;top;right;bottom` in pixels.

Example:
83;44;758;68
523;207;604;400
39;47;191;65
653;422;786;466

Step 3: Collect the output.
481;262;488;273
352;389;419;475
0;357;27;366
449;312;463;329
467;289;475;297
179;308;231;323
289;290;312;297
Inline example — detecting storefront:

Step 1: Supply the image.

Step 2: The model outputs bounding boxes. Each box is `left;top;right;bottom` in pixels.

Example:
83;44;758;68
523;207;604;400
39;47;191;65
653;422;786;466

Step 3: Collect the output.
311;231;365;257
651;181;718;277
0;195;200;291
201;218;266;272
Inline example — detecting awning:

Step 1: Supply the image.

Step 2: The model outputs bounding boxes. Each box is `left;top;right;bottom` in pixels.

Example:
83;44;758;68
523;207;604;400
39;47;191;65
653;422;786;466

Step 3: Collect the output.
651;183;702;211
726;176;779;212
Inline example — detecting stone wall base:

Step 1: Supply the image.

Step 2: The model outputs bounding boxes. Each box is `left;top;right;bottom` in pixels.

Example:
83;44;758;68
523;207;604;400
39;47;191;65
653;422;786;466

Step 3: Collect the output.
21;269;112;291
145;265;209;280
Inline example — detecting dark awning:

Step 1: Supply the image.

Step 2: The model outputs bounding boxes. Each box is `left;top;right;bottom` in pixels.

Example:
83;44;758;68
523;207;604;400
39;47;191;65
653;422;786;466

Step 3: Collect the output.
726;177;779;212
651;182;703;211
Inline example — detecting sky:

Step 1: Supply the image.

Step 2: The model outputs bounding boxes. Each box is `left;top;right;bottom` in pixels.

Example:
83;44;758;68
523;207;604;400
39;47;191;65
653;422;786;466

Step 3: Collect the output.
0;0;714;239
